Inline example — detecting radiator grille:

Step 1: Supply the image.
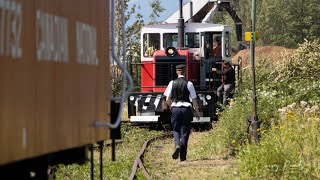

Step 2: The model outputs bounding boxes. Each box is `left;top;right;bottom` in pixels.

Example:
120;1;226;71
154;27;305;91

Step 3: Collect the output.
155;57;186;86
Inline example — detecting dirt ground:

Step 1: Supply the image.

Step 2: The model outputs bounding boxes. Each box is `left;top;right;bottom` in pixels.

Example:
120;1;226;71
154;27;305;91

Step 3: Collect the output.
144;131;238;179
232;46;295;67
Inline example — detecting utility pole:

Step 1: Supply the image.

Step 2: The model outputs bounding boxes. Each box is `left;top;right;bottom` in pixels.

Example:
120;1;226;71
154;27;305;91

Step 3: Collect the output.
250;0;260;143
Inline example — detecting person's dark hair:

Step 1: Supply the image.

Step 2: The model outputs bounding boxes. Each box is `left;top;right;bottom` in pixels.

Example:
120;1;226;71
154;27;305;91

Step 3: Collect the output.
215;36;221;42
223;61;231;67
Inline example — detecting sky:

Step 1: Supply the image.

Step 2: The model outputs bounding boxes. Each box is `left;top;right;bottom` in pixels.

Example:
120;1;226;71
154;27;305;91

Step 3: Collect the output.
127;0;189;25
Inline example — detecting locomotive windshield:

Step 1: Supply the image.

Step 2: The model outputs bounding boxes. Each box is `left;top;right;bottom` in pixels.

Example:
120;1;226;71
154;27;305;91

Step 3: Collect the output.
143;33;160;57
185;33;200;48
163;33;178;48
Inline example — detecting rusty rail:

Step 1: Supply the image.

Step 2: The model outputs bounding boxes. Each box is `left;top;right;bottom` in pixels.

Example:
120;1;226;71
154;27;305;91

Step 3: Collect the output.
129;132;173;180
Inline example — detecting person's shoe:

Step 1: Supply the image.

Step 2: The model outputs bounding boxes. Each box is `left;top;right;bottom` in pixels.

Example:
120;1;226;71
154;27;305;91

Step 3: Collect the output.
172;145;181;159
180;158;186;161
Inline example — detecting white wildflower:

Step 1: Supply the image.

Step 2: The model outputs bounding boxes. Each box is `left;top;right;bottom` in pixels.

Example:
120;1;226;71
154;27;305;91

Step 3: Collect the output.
287;103;296;109
311;105;319;112
278;108;287;114
304;108;311;114
300;101;308;107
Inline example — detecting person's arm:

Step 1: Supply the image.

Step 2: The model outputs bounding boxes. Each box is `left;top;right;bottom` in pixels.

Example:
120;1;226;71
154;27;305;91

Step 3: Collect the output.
188;82;200;120
212;67;231;75
166;96;172;108
163;81;173;109
192;98;200;120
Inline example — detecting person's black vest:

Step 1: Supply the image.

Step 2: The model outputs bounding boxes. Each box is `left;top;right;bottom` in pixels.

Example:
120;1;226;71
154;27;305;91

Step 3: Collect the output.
171;77;190;103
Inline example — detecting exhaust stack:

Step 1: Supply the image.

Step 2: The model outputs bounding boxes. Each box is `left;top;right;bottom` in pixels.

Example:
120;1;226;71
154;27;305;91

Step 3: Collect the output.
189;1;193;22
177;0;185;48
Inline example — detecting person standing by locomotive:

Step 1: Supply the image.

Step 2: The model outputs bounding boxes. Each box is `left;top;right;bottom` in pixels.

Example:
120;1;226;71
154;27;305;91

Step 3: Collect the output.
211;36;222;57
212;61;235;106
164;64;200;161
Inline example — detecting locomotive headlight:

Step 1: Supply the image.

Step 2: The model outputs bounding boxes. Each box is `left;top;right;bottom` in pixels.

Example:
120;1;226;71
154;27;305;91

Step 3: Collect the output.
168;48;174;55
206;95;211;100
129;96;135;101
165;46;176;56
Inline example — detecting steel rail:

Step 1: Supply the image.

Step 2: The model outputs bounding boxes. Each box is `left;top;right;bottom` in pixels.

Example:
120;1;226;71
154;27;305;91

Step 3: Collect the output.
129;132;172;180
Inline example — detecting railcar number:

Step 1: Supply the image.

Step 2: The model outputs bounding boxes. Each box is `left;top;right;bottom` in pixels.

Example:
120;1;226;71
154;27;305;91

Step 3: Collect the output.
0;0;100;66
0;0;23;59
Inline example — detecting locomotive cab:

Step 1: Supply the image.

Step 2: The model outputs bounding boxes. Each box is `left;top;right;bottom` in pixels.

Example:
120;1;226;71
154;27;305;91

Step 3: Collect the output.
128;23;234;125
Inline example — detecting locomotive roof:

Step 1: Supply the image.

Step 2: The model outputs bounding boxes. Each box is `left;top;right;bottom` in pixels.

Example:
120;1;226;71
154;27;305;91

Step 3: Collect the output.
141;22;230;33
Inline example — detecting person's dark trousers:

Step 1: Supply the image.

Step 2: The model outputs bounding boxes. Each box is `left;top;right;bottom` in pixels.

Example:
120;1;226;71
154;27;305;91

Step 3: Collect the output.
171;106;193;160
217;83;234;106
217;84;224;104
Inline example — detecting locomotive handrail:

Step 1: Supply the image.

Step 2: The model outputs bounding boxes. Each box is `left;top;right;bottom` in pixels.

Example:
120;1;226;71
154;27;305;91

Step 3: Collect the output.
129;58;227;93
130;60;225;66
133;86;167;89
130;61;201;65
131;85;216;94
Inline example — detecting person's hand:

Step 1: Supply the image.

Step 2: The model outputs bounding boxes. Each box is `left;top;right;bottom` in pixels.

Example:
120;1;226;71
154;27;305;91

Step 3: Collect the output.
195;110;200;120
212;68;217;72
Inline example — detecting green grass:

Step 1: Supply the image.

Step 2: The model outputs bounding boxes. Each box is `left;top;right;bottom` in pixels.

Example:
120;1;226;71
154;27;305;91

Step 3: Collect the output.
55;124;164;179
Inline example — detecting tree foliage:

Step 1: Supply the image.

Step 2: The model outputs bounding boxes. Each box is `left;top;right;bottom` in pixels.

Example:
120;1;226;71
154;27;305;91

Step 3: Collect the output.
255;0;320;48
111;0;165;95
275;39;320;83
126;4;145;89
111;0;132;96
148;0;165;24
211;0;320;48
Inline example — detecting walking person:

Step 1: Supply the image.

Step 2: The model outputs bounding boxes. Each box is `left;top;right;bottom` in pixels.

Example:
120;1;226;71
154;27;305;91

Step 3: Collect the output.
212;61;235;106
164;64;200;161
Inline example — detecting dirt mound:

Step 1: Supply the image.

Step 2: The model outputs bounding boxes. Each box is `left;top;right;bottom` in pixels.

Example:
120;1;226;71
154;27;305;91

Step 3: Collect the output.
232;46;294;67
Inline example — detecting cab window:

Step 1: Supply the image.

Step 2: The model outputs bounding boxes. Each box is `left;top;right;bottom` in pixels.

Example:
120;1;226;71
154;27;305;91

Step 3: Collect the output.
143;33;160;57
224;31;231;57
185;33;199;48
204;32;222;58
163;33;178;48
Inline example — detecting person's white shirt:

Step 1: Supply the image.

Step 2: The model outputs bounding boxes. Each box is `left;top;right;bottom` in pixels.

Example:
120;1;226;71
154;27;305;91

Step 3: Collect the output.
172;41;178;47
163;75;197;107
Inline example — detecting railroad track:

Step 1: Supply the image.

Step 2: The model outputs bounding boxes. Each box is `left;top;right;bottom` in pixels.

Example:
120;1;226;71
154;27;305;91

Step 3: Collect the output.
129;132;173;180
122;119;173;131
128;122;238;179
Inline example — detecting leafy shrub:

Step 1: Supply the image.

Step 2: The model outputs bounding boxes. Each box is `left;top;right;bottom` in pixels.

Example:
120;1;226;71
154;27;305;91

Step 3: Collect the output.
275;39;320;83
237;102;320;179
211;96;252;155
233;39;320;178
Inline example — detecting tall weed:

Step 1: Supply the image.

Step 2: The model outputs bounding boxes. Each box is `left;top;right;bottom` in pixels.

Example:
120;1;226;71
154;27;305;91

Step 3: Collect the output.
233;39;320;178
237;102;320;179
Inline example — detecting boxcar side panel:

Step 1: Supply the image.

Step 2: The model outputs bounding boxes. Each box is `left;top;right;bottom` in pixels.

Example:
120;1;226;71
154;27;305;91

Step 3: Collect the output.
0;0;110;165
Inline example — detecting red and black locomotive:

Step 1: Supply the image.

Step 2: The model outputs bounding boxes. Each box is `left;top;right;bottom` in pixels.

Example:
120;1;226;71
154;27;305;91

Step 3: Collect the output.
128;22;237;126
